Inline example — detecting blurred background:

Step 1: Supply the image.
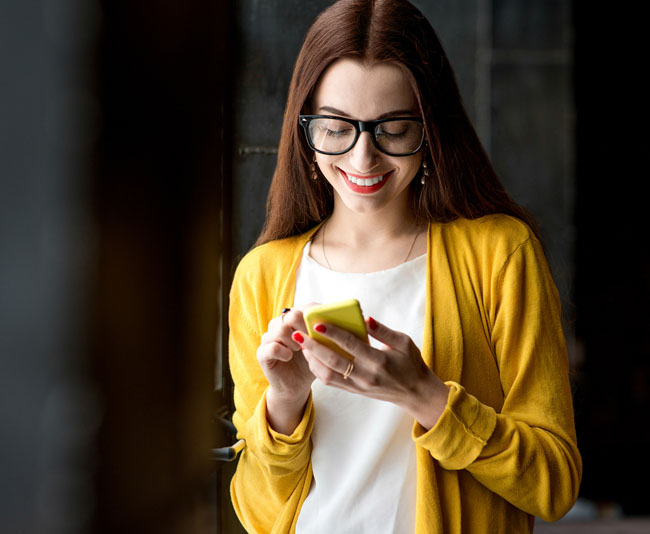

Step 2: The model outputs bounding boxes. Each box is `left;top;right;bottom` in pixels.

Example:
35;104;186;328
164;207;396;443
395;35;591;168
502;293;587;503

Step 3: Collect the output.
1;0;647;533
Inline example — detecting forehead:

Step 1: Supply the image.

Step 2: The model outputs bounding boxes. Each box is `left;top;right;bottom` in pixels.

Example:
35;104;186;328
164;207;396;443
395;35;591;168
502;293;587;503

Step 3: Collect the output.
312;58;418;120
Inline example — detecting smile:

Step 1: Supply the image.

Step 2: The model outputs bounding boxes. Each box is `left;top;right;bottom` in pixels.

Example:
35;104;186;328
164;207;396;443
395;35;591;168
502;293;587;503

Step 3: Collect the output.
338;168;393;193
347;173;386;186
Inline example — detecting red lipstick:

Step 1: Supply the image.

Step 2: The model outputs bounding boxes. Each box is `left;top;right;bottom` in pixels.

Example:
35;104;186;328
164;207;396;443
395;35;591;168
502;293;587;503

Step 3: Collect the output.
338;168;393;194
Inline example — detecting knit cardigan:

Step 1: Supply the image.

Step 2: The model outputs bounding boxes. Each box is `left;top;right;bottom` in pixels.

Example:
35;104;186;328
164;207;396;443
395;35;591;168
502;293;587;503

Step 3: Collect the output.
228;214;582;534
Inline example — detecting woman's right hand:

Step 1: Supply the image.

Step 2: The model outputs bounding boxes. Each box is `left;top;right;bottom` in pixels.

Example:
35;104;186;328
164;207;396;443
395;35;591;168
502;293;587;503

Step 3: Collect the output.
257;307;315;434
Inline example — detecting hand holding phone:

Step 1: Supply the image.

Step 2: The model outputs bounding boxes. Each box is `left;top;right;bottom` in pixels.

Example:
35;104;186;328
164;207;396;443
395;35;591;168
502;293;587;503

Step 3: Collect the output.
303;299;369;360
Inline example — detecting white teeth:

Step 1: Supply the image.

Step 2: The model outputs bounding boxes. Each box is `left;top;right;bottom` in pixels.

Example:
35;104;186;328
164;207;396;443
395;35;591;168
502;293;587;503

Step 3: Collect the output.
347;174;386;186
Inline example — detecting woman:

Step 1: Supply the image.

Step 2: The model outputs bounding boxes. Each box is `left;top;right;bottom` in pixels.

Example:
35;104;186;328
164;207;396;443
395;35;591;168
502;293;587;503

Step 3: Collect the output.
228;1;581;533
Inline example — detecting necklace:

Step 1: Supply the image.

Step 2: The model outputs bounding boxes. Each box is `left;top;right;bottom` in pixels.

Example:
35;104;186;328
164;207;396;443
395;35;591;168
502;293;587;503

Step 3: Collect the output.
321;220;422;271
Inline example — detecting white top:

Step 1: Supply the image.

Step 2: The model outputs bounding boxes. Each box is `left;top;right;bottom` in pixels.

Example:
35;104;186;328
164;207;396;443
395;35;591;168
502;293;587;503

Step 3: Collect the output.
294;242;426;534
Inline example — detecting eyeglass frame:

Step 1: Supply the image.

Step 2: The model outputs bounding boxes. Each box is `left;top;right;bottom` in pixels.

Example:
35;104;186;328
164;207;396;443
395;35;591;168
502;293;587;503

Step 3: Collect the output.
298;114;426;157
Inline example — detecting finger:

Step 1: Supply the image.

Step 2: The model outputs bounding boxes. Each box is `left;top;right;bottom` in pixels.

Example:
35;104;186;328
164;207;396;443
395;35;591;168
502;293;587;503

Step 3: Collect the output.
292;330;351;376
257;341;294;364
268;311;305;350
301;346;342;386
309;322;373;361
365;316;413;353
294;331;369;392
279;307;291;327
262;324;301;352
280;308;309;334
299;343;357;389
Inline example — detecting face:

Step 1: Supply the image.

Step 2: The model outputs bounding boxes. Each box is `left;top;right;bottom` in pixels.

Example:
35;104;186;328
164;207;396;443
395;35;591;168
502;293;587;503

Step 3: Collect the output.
310;58;423;216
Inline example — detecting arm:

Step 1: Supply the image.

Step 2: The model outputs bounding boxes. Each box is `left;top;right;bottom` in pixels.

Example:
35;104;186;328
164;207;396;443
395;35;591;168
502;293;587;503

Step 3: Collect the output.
413;237;582;521
228;264;314;533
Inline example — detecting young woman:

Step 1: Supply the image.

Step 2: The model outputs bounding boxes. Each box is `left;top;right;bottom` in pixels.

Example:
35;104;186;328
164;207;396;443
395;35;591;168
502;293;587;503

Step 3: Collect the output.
228;1;581;533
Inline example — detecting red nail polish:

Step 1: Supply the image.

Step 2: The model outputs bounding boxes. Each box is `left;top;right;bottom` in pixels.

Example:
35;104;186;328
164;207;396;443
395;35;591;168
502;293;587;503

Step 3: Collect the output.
292;332;304;344
368;317;378;330
315;324;326;334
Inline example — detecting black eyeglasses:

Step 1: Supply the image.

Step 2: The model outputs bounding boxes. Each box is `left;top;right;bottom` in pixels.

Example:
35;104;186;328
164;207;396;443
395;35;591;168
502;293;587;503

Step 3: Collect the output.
299;115;425;157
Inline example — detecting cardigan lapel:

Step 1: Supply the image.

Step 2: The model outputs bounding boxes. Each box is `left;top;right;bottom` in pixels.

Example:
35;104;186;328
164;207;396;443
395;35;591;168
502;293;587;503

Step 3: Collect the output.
278;223;324;312
422;222;464;384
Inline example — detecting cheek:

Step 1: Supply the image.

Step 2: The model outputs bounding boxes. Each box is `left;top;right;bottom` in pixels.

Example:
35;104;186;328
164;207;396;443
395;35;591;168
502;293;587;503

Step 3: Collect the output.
400;154;423;181
315;155;338;177
411;161;423;179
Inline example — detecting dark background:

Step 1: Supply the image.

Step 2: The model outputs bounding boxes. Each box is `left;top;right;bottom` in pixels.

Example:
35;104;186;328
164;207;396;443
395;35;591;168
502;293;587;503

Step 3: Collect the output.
573;0;648;516
1;1;647;533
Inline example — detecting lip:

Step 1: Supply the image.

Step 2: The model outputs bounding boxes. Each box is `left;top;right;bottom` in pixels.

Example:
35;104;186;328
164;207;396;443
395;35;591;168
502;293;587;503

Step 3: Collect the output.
338;168;393;194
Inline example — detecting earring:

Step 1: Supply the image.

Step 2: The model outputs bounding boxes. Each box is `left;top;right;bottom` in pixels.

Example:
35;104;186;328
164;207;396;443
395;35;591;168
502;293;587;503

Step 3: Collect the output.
311;155;318;180
420;160;430;185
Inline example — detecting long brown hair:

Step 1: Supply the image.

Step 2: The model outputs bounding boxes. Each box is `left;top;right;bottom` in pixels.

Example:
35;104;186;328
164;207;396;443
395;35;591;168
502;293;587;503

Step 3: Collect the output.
255;0;538;246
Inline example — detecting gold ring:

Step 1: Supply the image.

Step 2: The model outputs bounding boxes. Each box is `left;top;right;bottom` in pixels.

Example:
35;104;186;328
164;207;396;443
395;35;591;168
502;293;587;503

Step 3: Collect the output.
342;361;354;380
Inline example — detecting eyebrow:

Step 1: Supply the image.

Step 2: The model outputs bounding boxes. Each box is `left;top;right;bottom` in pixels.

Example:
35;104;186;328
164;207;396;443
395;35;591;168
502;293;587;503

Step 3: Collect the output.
317;106;418;119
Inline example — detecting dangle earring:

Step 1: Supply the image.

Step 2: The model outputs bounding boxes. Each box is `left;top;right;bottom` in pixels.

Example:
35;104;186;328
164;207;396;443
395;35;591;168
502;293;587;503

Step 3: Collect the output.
420;159;430;185
311;154;318;180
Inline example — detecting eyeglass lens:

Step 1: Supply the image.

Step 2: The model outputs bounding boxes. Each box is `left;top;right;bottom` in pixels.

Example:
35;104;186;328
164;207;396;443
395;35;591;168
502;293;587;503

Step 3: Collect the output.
307;118;423;155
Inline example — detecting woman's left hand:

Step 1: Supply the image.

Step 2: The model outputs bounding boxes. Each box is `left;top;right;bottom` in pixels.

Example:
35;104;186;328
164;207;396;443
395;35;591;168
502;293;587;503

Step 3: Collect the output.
292;317;450;430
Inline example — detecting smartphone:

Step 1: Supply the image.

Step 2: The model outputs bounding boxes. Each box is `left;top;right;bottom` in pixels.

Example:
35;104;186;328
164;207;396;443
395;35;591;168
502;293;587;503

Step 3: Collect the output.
303;299;369;360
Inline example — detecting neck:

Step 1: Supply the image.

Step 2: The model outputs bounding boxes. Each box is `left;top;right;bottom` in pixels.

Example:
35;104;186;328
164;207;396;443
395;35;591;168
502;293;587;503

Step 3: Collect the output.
312;200;427;273
325;201;416;246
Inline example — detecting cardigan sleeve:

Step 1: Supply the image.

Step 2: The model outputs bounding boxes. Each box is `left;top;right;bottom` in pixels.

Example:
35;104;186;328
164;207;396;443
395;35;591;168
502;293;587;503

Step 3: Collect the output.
228;256;314;534
413;236;582;522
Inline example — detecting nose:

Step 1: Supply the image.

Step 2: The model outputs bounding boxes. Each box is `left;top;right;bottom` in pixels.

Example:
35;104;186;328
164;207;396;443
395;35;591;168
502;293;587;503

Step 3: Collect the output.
348;131;380;173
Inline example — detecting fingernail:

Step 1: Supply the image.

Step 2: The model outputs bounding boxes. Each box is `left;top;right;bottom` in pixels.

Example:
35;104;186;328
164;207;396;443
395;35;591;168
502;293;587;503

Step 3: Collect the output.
368;317;378;330
292;332;304;344
314;324;326;334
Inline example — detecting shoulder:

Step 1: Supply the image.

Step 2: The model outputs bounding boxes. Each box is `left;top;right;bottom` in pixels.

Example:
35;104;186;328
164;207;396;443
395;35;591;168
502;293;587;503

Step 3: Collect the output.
231;230;315;290
238;234;305;267
431;214;545;279
437;214;534;245
435;214;537;257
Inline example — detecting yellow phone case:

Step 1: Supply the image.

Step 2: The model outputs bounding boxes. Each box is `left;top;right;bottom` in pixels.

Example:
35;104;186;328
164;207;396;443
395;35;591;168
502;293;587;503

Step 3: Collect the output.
303;299;369;360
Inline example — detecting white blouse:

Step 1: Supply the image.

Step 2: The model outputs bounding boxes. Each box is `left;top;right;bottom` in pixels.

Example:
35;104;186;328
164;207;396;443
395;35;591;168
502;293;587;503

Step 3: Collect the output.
294;242;426;534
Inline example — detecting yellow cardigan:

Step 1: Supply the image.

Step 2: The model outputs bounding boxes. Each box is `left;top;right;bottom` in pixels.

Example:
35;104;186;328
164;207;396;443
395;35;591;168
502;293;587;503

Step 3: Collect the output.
228;214;581;534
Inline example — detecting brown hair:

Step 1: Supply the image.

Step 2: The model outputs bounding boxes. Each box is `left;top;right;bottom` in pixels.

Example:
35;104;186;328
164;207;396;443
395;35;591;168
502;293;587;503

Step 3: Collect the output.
255;0;538;246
